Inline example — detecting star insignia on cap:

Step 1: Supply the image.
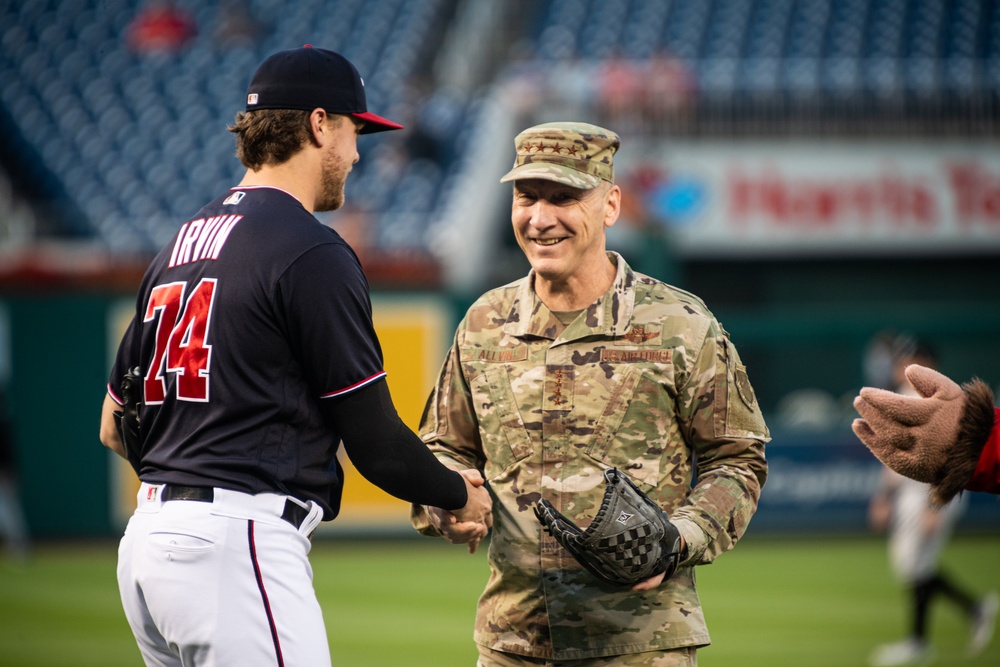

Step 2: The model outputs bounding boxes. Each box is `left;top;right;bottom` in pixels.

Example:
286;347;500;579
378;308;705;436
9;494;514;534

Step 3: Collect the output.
540;143;570;155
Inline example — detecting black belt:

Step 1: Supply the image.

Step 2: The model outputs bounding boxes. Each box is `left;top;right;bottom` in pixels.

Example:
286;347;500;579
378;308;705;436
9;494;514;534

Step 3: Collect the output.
160;485;310;530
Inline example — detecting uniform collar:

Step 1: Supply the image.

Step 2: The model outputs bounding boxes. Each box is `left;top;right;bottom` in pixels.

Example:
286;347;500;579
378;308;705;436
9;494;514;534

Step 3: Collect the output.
503;251;637;340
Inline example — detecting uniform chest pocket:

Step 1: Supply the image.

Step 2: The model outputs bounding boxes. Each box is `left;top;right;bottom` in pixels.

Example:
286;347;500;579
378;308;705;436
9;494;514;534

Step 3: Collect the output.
585;364;671;489
468;366;533;479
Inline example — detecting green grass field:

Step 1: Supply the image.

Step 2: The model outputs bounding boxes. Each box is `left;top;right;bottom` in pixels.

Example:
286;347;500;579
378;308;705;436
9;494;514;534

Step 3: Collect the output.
1;534;998;666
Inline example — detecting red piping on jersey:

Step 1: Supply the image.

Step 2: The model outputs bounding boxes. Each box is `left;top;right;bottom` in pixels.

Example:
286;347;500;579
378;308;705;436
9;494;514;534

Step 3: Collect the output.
107;383;124;405
319;371;387;399
248;520;285;666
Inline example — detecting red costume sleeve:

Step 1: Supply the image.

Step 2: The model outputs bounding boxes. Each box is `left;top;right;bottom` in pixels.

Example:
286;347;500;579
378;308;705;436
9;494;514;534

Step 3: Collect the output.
966;407;1000;494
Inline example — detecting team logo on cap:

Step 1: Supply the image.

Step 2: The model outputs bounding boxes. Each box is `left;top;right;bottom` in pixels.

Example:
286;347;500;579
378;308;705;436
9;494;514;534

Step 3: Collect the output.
247;93;259;105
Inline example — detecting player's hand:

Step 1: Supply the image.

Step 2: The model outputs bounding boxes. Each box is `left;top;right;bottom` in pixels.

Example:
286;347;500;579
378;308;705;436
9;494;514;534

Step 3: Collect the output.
433;470;492;553
453;469;493;526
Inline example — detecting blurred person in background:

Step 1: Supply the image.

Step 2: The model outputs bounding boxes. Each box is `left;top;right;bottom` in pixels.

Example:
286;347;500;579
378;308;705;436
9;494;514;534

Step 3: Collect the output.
410;121;769;667
866;337;997;666
863;330;903;391
126;0;197;55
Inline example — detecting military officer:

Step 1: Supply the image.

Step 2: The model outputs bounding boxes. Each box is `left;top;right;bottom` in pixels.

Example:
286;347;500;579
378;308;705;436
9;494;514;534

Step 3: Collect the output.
412;121;769;667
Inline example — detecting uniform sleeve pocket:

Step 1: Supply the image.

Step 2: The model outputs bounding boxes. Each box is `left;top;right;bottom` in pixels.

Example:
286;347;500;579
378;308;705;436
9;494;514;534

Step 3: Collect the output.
718;337;768;438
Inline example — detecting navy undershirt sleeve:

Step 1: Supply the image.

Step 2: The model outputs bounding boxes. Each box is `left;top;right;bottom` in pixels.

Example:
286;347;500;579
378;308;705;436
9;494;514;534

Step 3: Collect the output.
319;379;468;510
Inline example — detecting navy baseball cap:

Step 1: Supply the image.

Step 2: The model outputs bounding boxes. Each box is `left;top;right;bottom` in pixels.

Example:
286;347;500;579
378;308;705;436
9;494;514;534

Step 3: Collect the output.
245;45;403;134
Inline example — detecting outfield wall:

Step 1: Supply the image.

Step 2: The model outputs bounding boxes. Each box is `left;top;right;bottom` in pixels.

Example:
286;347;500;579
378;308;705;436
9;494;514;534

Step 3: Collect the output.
1;292;998;539
754;428;1000;535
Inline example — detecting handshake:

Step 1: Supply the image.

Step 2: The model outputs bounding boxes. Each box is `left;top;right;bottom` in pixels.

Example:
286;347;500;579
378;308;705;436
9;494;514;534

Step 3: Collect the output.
429;469;494;554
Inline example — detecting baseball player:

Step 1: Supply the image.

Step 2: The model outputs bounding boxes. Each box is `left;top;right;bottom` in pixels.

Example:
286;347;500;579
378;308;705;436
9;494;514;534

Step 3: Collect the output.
98;46;491;667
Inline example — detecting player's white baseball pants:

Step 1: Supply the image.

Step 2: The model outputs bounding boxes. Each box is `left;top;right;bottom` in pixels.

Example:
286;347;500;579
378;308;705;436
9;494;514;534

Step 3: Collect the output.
118;482;327;667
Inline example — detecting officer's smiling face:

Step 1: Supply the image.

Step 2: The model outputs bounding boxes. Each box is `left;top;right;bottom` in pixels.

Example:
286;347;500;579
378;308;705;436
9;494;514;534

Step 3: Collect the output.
511;178;620;287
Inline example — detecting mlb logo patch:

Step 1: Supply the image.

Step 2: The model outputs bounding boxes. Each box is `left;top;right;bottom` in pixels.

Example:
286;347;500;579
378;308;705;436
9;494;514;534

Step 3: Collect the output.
223;191;246;206
247;93;259;105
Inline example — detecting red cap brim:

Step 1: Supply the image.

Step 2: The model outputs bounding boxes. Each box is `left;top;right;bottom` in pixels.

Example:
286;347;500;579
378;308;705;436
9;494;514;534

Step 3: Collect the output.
353;111;403;134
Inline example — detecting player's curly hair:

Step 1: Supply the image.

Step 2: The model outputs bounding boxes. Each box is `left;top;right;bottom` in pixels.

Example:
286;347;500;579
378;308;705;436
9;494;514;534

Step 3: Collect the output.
228;109;313;170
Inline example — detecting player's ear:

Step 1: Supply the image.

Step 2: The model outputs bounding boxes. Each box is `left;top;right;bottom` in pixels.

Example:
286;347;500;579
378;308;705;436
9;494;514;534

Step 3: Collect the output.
308;108;328;146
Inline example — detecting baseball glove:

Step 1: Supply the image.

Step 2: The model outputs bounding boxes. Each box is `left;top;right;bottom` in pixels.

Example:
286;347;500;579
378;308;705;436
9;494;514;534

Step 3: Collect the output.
534;468;683;587
113;367;143;473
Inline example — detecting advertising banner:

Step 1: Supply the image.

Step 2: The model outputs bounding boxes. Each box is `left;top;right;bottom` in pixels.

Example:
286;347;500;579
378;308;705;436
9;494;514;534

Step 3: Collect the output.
618;140;1000;256
755;429;1000;534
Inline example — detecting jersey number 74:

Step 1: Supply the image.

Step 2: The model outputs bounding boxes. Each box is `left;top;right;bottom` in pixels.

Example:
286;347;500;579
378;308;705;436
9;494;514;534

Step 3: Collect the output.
142;279;217;404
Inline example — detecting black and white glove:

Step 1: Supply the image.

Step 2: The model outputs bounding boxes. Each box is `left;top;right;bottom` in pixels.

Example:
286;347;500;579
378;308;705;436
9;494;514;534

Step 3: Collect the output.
534;468;684;587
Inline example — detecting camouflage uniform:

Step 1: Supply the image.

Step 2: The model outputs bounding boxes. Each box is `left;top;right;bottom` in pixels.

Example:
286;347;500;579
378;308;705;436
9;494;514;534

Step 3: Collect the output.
412;251;769;660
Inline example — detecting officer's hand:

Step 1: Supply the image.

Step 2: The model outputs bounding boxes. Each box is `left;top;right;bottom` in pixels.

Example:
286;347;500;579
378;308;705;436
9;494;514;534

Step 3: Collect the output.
631;571;666;592
426;506;488;553
630;534;686;591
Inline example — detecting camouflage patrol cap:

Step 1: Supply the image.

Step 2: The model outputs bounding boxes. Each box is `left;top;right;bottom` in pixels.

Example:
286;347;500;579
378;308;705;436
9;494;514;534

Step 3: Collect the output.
500;121;621;189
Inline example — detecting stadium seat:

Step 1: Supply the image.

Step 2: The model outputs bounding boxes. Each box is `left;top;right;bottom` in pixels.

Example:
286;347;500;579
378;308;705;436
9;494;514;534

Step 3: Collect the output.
0;0;996;258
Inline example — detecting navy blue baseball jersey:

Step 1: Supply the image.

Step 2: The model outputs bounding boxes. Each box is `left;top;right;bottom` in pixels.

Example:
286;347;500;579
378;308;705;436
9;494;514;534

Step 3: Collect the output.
109;186;384;518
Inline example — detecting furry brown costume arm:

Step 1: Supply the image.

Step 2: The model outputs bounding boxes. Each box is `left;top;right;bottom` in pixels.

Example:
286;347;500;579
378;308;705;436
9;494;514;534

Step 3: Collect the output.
853;364;995;506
